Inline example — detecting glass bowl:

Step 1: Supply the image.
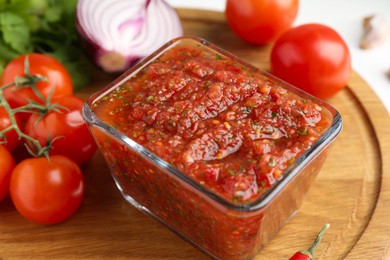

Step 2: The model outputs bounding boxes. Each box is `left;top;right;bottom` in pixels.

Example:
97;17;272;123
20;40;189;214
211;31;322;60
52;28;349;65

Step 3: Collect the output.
82;36;342;260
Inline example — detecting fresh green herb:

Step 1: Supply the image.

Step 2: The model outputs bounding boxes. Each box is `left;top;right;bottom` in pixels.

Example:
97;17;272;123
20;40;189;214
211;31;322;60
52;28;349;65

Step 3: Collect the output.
228;168;237;175
268;157;277;167
242;106;252;114
146;95;154;102
215;53;223;60
297;108;306;115
232;195;243;203
0;0;93;90
297;128;308;136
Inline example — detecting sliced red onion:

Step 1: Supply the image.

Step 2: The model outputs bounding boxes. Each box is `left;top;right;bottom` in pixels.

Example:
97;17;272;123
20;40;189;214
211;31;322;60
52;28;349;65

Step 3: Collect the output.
76;0;183;73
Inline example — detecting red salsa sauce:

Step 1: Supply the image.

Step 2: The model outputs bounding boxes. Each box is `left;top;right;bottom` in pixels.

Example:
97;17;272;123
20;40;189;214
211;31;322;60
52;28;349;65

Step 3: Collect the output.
93;41;331;204
91;39;335;259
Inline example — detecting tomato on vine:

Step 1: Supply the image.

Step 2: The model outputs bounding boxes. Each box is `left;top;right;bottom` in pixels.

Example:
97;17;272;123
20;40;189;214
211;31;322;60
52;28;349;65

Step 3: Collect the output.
271;23;351;99
1;52;89;224
1;53;73;114
225;0;299;44
0;145;15;201
10;155;85;224
23;95;97;165
0;106;21;151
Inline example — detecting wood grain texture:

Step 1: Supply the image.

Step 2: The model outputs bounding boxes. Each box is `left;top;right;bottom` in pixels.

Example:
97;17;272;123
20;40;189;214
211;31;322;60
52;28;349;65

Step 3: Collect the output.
1;9;390;260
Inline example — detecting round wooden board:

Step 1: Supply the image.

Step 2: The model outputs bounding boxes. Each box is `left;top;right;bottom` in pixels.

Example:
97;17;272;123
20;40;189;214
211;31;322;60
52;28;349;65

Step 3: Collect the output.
1;9;390;260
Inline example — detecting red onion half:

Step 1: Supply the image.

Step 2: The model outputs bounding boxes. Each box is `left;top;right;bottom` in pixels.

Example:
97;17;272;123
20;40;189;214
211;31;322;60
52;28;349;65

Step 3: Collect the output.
76;0;183;73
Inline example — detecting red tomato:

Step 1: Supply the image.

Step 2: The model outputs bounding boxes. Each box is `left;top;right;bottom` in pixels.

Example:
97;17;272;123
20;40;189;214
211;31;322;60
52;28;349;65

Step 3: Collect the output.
10;155;84;224
270;23;351;99
24;95;97;165
1;53;73;112
0;106;21;151
225;0;299;44
0;145;15;201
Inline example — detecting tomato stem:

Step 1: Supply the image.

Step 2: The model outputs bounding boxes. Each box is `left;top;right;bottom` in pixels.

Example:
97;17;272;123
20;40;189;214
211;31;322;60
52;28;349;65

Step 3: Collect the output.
21;55;47;102
0;89;43;156
0;56;58;159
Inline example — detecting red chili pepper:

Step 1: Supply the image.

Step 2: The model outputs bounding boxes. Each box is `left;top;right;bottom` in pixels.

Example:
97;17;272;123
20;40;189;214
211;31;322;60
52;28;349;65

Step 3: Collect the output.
289;223;330;260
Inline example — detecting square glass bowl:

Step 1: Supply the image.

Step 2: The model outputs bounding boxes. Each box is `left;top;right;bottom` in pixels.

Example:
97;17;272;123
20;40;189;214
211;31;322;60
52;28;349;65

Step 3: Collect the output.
82;36;342;260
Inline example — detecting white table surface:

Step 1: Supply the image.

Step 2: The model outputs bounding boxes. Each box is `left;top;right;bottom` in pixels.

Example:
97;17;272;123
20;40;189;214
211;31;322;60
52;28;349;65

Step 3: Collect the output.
167;0;390;114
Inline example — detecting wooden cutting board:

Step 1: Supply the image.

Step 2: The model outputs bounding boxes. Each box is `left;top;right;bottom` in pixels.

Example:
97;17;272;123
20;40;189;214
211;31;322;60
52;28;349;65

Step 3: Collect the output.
1;9;390;260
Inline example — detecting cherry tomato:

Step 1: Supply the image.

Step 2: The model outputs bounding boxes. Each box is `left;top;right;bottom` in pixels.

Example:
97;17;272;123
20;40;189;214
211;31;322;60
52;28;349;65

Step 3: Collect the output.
1;53;73;112
10;155;84;224
24;95;97;165
271;23;351;99
0;145;15;201
225;0;299;45
0;106;21;151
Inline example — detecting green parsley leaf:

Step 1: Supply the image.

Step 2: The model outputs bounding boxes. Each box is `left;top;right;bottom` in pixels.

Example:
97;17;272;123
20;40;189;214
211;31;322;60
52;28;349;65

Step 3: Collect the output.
0;38;20;74
0;12;32;53
0;59;6;75
44;5;62;23
0;0;92;90
0;38;20;61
